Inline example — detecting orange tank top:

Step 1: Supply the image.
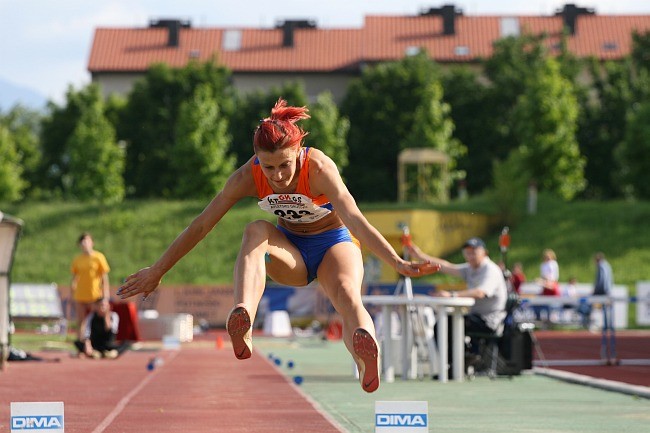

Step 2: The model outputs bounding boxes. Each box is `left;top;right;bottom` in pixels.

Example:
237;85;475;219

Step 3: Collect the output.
251;147;333;224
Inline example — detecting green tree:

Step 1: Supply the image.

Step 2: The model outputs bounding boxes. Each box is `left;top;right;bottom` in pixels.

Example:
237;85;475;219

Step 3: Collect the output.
616;100;650;199
104;93;127;131
0;105;41;197
441;67;492;194
631;30;650;73
578;34;650;199
488;150;530;226
65;99;125;203
579;59;635;198
39;84;104;196
484;35;548;110
511;58;585;200
303;91;350;174
341;51;442;201
171;84;235;198
119;61;234;197
483;34;549;152
479;34;586;195
0;124;27;201
400;81;465;202
229;83;308;167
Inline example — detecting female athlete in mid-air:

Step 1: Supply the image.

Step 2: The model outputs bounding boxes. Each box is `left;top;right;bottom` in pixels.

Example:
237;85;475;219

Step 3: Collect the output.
117;98;440;392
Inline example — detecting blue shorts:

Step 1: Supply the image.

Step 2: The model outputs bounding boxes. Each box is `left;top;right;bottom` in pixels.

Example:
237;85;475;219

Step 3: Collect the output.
277;226;356;283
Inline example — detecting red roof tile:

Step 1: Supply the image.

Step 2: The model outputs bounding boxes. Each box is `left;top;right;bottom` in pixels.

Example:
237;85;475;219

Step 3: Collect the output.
88;13;650;74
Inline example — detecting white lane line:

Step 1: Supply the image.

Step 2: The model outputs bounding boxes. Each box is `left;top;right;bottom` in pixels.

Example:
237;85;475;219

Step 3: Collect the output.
91;351;179;433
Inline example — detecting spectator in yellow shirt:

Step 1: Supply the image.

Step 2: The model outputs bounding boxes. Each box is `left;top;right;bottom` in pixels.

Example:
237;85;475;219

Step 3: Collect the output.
71;232;111;339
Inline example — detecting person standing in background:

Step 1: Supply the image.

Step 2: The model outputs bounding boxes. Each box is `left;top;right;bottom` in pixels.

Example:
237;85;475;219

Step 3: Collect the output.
510;262;526;294
539;249;560;296
579;253;615;330
593;252;613;296
71;232;111;340
533;249;559;323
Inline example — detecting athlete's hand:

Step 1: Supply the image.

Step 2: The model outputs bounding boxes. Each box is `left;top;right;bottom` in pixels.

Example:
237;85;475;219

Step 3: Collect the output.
396;260;441;277
117;266;162;300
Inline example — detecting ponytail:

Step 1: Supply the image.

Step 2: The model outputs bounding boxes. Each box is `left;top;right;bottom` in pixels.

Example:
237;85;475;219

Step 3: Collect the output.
253;98;310;152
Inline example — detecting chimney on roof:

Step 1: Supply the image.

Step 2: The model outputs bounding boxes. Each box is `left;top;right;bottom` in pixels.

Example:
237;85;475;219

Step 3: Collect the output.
554;3;595;35
275;19;317;47
420;4;463;35
149;18;192;47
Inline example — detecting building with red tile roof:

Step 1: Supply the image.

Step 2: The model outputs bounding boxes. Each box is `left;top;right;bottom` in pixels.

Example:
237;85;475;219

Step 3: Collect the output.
87;4;650;102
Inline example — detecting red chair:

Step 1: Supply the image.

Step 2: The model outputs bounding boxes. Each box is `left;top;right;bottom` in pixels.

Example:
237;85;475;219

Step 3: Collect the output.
110;301;141;342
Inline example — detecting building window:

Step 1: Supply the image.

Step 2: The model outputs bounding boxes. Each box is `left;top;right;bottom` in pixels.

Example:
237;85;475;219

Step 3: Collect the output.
500;17;520;37
602;41;618;51
405;46;422;56
454;46;470;56
223;29;243;51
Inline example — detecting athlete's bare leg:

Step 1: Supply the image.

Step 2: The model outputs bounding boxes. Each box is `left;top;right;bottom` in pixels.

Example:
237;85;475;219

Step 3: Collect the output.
317;242;380;392
228;220;308;358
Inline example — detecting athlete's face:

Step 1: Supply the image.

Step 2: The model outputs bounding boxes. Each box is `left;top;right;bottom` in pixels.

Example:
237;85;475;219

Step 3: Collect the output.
256;146;300;189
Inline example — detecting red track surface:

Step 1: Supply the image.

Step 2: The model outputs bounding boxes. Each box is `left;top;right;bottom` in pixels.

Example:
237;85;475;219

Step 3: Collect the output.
0;334;343;433
2;330;648;432
534;330;650;388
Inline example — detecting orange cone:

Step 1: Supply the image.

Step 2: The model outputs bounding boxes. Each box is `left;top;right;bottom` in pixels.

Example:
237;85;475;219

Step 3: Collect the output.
216;334;224;350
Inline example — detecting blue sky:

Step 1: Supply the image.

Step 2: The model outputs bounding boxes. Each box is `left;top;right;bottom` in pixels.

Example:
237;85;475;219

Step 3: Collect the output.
2;0;650;107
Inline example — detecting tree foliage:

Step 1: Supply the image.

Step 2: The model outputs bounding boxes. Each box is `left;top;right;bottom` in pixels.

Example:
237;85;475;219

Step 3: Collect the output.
464;35;552;194
8;34;650;205
616;99;650;199
441;67;492;193
119;61;234;197
400;81;465;202
171;84;235;198
578;39;650;198
39;84;105;196
632;30;650;73
64;96;125;203
0;106;41;197
303;91;350;174
511;58;585;200
488;150;530;226
0;124;27;201
580;59;636;198
342;52;445;201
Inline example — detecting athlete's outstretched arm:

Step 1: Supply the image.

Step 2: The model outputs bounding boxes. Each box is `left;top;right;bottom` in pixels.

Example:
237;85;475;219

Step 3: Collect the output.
310;150;439;277
118;164;255;299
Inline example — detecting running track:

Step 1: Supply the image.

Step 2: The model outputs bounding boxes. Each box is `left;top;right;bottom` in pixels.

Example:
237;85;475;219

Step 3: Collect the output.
534;329;650;388
0;337;344;433
2;330;648;432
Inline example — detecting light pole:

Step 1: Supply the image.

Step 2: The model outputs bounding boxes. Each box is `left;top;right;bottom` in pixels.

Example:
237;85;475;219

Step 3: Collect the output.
0;211;23;370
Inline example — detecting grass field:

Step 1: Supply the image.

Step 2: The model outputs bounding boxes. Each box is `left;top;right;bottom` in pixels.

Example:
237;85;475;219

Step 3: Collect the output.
2;194;648;291
2;194;649;327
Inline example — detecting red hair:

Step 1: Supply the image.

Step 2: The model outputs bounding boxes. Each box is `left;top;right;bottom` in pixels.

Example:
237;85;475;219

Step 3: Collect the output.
253;98;310;152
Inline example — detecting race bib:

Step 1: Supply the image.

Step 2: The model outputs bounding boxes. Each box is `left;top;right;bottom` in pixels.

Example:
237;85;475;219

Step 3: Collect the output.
258;194;331;224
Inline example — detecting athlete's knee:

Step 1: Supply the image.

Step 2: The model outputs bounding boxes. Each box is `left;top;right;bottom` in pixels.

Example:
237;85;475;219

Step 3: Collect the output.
330;282;363;312
241;220;275;243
